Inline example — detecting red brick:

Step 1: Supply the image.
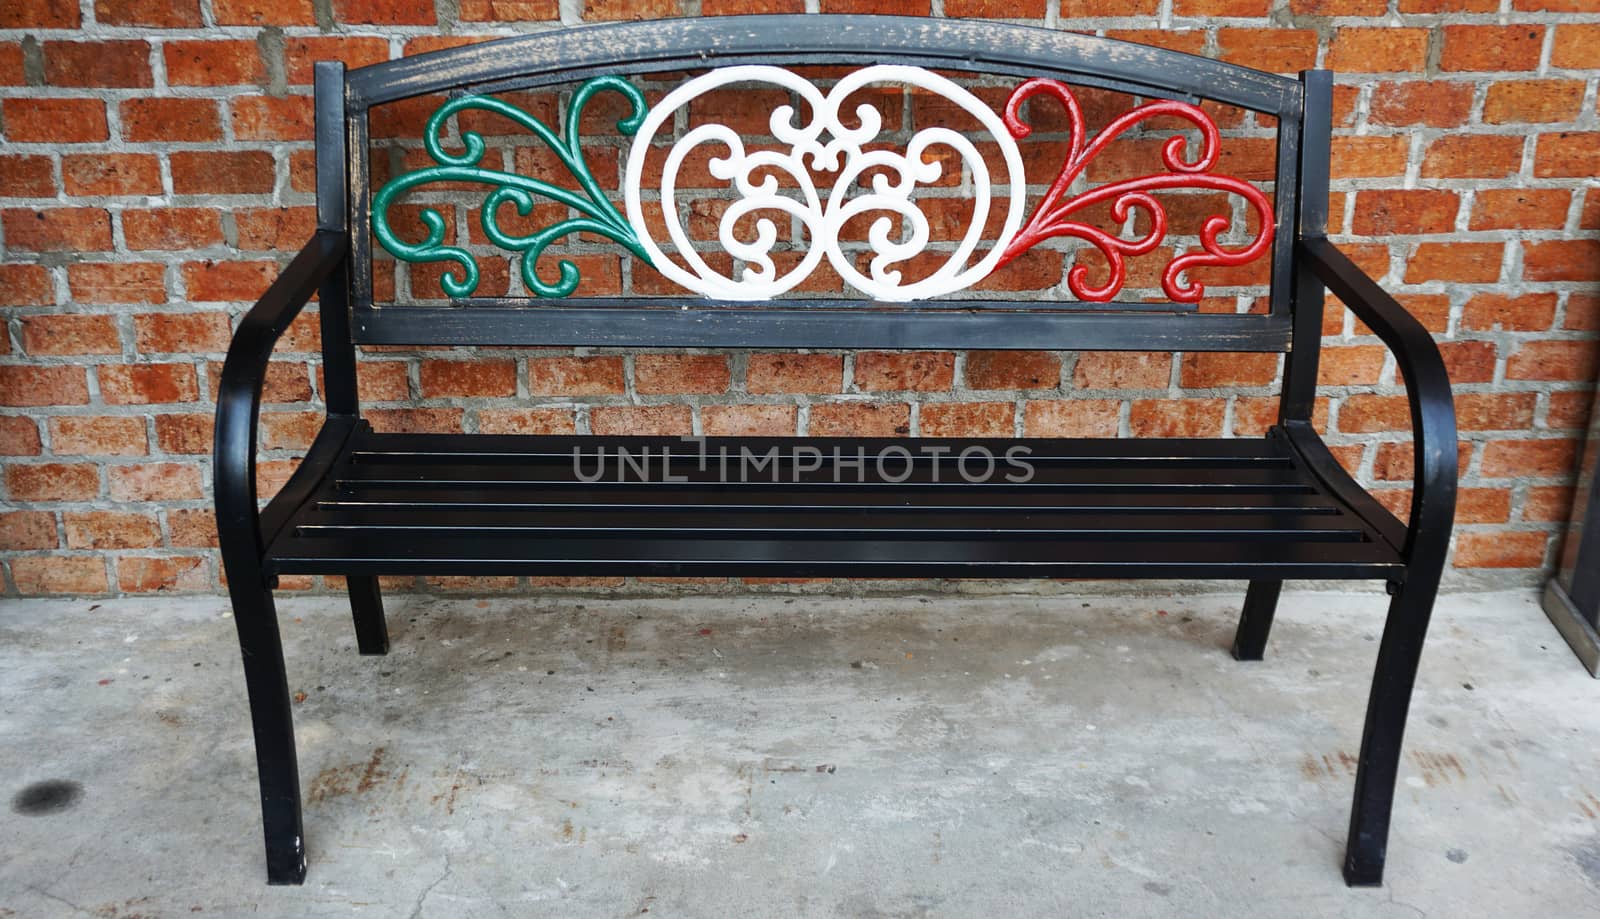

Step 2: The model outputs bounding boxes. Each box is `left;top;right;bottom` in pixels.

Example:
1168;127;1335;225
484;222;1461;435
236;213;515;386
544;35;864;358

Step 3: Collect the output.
527;356;626;396
0;156;57;197
1325;29;1429;73
1315;347;1386;387
1567;294;1600;331
1507;341;1599;382
260;411;324;450
1177;0;1267;13
109;463;203;501
1421;135;1524;179
64;511;161;549
458;0;561;20
117;556;210;593
212;0;316;24
1483;80;1587;125
1214;29;1319;74
1351;190;1458;236
62;154;162;197
1441;341;1498;384
1524;486;1576;523
1329;137;1410;179
0;264;54;306
1337;395;1412;434
68;262;166;304
1370;82;1475;129
135;312;233;353
855;352;954;392
635;354;731;394
1456;393;1538;431
1480;439;1579;478
333;0;437;23
419;359;517;398
283;36;391;85
589;404;693;436
0;367;88;406
1441;25;1545;72
2;208;112;252
6;463;99;501
1129;399;1225;437
1180;352;1279;389
11;557;108;596
1547;391;1594;430
1469;190;1572;231
957;350;1057;391
231;95;314;141
1071;352;1170;390
920;402;1015;437
165;40;266;86
0;1;80;27
49;416;147;456
1104;30;1207;56
2;98;107;142
1463;293;1558;332
700;404;798;437
43;41;153;88
120;98;222;143
154;414;213;454
124;209;225;251
182;260;277;301
1454;532;1548;569
747;353;844;394
1373;441;1475;482
0;416;42;455
1020;399;1118;437
940;0;1043;12
1452;488;1513;525
808;402;911;437
19;314;121;355
235;207;317;251
1404;243;1503;284
95;0;202;26
1523;240;1600;282
1535;133;1600;179
98;363;199;405
475;409;577;435
0;511;56;550
170;151;276;195
1291;0;1383;10
0;42;20;86
1552;24;1600;69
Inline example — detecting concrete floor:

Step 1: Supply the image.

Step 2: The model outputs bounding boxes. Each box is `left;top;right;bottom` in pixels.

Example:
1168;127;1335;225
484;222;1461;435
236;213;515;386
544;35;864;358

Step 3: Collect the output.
1;589;1598;918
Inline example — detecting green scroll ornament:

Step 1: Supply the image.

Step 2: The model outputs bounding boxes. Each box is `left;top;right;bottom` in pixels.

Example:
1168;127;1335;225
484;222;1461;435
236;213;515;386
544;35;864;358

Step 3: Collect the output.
371;75;653;299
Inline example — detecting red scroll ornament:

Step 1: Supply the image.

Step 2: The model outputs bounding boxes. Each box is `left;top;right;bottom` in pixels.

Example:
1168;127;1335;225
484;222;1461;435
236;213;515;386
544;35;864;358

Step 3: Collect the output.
995;79;1275;303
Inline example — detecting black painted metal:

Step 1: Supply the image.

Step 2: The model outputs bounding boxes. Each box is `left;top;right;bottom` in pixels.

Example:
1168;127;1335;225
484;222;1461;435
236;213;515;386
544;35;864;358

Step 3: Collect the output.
1301;238;1457;887
212;21;1457;888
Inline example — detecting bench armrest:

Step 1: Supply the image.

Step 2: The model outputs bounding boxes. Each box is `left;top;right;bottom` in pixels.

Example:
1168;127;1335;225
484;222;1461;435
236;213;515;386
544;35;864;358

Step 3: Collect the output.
1299;237;1458;571
214;231;348;567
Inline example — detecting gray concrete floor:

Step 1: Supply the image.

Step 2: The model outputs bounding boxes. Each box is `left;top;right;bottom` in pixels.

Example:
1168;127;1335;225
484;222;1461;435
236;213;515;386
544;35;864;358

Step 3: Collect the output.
1;588;1598;918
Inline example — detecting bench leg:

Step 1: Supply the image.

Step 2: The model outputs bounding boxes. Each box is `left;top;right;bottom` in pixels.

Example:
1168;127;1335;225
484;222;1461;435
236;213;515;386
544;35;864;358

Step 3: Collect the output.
1343;578;1438;887
228;578;307;885
1231;579;1282;661
347;575;389;656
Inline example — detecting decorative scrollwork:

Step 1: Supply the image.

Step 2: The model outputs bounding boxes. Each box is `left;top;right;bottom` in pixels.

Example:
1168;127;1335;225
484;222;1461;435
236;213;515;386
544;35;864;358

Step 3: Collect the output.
997;78;1275;303
371;75;653;299
621;65;1028;302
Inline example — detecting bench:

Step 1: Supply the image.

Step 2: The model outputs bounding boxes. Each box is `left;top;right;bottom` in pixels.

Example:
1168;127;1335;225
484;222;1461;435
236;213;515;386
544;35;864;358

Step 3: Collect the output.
214;15;1458;887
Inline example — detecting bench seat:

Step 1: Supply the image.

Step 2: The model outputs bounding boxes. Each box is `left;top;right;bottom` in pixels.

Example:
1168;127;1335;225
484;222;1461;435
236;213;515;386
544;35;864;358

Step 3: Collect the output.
262;424;1406;582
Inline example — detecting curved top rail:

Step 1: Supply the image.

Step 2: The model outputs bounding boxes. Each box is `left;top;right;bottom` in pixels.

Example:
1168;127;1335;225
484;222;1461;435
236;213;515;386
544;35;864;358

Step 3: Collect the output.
346;15;1302;116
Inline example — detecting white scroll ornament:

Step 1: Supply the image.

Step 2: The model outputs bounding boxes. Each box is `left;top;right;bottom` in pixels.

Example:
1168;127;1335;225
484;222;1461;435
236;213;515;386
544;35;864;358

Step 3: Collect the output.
622;65;1027;302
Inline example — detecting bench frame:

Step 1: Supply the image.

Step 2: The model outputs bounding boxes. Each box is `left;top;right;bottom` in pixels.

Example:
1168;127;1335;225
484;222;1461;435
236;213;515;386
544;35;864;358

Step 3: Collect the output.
214;15;1457;888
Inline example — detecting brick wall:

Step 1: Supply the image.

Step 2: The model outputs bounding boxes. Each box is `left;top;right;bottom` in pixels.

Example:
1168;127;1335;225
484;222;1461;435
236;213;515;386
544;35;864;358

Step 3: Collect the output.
1;0;1596;597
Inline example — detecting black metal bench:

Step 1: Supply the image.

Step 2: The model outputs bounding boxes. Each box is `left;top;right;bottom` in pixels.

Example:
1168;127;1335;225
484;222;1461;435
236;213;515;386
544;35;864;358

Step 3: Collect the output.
215;15;1458;887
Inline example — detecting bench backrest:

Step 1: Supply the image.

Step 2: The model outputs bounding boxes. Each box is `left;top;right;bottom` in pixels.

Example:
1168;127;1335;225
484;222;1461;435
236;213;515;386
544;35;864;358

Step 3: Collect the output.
319;15;1332;354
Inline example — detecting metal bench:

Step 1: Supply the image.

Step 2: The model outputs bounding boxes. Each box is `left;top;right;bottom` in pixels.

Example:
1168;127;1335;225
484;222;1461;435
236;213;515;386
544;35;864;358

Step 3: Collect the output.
214;15;1458;887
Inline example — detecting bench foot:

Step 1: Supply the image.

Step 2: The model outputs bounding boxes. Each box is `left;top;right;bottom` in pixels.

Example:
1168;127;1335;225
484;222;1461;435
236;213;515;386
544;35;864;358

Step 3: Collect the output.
1343;577;1438;889
347;575;389;655
228;578;308;885
1231;579;1282;661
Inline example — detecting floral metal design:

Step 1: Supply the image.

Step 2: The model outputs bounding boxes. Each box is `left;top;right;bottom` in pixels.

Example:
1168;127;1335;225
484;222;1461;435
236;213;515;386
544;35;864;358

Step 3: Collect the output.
371;75;653;298
996;78;1275;303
